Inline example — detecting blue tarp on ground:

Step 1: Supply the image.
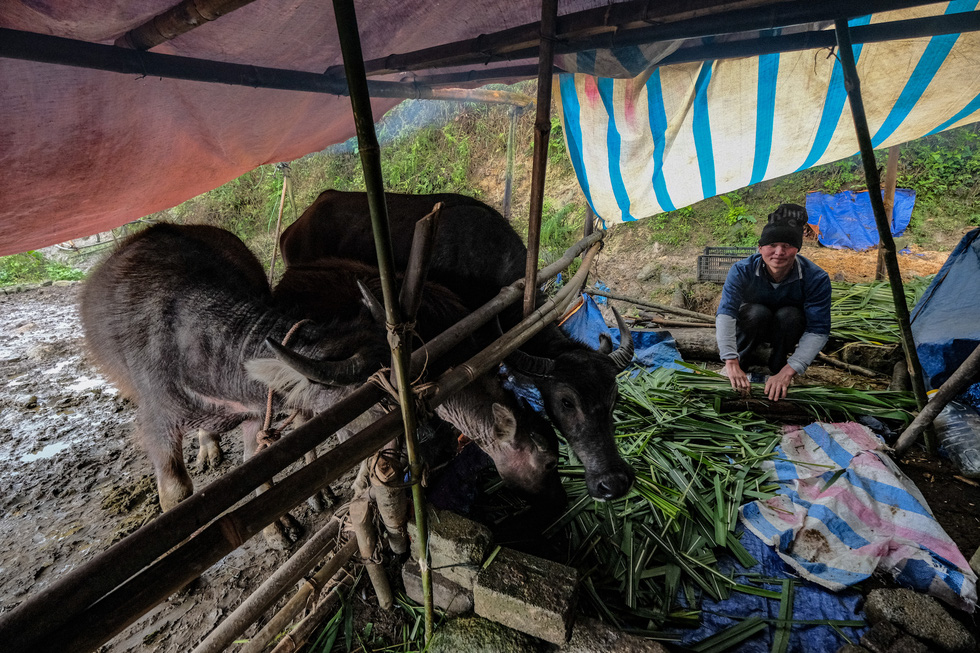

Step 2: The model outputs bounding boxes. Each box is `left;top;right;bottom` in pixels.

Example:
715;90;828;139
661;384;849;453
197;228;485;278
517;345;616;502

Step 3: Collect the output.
910;227;980;392
805;189;916;251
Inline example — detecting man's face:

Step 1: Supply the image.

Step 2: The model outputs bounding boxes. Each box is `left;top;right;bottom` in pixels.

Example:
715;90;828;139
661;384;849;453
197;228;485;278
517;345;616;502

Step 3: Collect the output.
759;242;799;278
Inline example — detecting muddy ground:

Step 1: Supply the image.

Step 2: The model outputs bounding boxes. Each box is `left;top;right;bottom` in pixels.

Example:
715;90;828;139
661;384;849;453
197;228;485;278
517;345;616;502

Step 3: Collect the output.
1;241;978;651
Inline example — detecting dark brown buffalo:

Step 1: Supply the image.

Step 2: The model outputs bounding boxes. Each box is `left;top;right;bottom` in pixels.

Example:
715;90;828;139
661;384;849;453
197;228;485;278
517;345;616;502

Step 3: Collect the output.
279;190;635;500
272;258;562;500
81;224;560;516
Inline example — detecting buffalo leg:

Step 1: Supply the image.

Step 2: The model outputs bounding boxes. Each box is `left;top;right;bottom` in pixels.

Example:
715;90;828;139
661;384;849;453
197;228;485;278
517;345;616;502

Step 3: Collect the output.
140;413;193;512
290;414;337;511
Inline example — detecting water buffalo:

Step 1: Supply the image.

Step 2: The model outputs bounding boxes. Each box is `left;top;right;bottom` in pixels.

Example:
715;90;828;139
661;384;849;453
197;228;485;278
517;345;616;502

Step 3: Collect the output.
271;258;562;501
81;224;560;524
279;190;635;500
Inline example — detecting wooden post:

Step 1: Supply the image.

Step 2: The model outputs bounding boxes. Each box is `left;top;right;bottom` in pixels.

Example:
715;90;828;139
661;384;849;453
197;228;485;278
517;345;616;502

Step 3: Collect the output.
332;0;432;637
504;105;519;221
350;497;393;610
877;144;901;280
584;205;596;237
834;20;931;435
523;0;559;319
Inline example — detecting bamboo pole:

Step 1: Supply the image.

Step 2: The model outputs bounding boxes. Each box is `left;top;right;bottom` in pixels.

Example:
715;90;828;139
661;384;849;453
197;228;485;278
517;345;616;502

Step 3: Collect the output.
115;0;258;50
350;497;393;610
242;537;359;653
523;0;558;319
878;145;901;281
268;571;356;653
0;29;534;105
504;105;518;221
191;516;343;653
333;0;432;637
584;288;715;322
895;342;980;454
834;20;931;434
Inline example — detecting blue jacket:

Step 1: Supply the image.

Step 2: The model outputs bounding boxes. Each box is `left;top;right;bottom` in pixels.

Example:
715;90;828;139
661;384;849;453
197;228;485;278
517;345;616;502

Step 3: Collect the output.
716;254;832;335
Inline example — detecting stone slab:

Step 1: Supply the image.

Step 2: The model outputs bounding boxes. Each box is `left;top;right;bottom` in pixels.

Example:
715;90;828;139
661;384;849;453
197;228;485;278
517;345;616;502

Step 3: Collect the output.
401;558;473;616
474;546;578;645
409;509;492;590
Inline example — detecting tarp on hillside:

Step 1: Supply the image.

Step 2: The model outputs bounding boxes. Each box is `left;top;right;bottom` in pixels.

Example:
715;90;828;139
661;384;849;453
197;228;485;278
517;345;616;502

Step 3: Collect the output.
910;227;980;389
558;2;980;226
805;189;916;250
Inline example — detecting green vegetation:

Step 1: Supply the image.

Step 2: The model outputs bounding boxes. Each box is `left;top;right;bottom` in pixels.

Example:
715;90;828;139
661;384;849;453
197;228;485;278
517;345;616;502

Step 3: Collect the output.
0;250;84;286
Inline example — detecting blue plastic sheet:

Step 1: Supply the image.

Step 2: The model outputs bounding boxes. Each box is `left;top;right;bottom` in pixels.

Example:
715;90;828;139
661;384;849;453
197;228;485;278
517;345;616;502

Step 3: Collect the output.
910;228;980;394
678;528;868;652
805;189;916;250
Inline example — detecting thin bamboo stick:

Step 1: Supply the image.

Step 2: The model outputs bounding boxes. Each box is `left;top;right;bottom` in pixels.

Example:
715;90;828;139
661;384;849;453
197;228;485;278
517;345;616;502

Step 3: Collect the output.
815;352;883;378
268;572;356;653
191;516;343;653
834;20;931;432
504;105;518;221
584;288;715;322
523;0;558;320
242;537;359;653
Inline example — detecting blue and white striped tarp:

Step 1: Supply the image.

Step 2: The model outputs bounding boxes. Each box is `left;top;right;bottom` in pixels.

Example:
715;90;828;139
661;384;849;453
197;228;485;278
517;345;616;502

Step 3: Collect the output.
741;421;977;613
557;2;980;226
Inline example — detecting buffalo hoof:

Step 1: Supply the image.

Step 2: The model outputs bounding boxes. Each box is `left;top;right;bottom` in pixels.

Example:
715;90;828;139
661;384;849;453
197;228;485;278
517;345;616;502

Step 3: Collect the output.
307;486;339;512
194;429;223;471
262;513;304;550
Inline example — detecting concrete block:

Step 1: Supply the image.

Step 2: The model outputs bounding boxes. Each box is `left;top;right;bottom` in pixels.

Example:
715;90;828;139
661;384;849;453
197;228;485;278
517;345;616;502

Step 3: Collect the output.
409;509;492;590
428;615;543;653
474;546;579;645
556;616;668;652
886;635;929;653
401;558;473;616
865;588;977;653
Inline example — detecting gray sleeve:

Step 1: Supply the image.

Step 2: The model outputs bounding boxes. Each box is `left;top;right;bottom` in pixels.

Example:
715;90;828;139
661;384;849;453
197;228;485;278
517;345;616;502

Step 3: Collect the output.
716;314;738;361
787;331;829;375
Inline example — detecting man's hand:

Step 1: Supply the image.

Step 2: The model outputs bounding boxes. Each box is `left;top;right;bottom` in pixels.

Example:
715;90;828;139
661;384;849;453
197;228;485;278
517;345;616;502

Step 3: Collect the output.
724;359;750;394
764;365;797;401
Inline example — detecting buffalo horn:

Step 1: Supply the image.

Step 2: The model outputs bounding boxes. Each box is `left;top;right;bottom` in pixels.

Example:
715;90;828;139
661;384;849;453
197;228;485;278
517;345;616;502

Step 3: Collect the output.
265;337;372;386
608;305;635;371
357;280;386;324
506;348;555;378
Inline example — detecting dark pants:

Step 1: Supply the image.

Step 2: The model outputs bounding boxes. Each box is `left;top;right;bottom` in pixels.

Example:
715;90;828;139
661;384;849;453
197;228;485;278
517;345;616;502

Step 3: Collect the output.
736;304;805;374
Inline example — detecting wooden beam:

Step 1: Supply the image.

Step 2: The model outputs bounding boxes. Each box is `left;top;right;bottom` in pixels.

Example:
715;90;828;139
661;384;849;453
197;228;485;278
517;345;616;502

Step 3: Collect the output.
115;0;259;50
878;144;902;280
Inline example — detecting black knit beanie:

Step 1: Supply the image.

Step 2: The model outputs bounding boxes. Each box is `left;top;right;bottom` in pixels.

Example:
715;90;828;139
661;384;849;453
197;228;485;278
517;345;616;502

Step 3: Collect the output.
758;203;806;249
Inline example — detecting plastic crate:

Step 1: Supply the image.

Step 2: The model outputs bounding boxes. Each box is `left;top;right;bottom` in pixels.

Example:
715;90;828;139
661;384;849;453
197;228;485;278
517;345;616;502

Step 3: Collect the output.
696;247;756;283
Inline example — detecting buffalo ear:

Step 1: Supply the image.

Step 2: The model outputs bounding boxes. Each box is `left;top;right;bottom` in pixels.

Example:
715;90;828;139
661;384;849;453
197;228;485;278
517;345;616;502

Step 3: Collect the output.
491;402;517;445
598;332;613;354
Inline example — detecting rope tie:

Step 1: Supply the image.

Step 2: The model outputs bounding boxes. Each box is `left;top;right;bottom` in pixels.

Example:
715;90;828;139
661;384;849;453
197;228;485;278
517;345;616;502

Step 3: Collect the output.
256;319;311;452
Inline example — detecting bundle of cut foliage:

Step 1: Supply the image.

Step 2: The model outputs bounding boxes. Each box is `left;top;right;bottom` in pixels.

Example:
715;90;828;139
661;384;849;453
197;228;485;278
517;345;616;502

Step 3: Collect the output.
551;365;915;640
829;276;933;346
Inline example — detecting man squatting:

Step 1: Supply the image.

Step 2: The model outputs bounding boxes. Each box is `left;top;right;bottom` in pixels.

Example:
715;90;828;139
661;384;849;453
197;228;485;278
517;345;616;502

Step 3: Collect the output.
715;203;832;401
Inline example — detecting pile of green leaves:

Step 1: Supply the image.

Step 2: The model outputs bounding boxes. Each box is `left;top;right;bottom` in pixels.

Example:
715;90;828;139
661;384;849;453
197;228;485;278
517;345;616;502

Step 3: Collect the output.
554;365;914;639
0;251;85;286
829;276;933;346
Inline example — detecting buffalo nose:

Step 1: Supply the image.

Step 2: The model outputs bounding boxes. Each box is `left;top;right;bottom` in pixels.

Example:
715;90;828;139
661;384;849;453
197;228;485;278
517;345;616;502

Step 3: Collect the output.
593;469;634;501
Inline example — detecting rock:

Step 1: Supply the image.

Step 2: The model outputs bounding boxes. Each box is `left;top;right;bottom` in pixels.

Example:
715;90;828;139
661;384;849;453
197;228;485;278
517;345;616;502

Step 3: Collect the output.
864;588;977;653
475;546;579;645
409;509;492;590
428;615;543;653
836;644;870;653
637;262;660;282
16;394;38;408
551;616;668;652
401;558;473;615
970;545;980;578
670;288;687;309
860;620;901;653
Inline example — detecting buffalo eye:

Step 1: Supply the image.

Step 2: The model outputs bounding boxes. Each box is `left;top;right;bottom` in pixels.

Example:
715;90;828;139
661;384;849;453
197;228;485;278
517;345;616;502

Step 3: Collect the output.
561;397;574;410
